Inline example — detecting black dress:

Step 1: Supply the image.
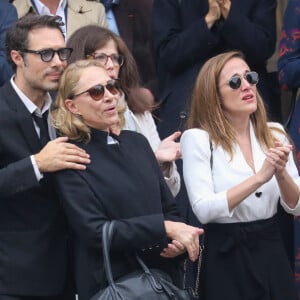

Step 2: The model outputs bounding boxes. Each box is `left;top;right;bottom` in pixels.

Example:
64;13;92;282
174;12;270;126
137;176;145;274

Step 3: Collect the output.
55;129;183;300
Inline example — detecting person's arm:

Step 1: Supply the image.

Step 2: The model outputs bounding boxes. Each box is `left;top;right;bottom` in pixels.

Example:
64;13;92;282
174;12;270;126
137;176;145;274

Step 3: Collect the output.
182;127;300;223
219;0;277;65
155;132;181;197
181;129;278;223
277;0;300;90
270;141;300;212
0;156;41;198
34;137;90;173
153;0;220;74
134;111;181;196
55;167;170;253
154;142;203;262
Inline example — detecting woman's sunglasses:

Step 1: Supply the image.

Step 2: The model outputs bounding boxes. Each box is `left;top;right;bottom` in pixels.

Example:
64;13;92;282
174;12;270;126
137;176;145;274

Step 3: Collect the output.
226;71;259;89
70;80;120;101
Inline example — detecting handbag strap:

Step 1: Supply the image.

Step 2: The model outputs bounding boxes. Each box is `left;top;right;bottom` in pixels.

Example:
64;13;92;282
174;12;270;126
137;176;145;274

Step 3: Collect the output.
102;221;180;298
102;221;116;285
183;140;211;297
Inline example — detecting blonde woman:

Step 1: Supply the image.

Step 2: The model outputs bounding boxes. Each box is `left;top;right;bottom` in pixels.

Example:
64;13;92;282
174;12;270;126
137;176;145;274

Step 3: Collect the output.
52;60;203;300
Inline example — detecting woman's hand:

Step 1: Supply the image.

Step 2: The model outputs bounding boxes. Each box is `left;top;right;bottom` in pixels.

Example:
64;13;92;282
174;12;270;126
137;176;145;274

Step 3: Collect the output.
256;141;293;185
205;0;221;29
155;131;181;163
217;0;231;19
266;141;293;176
160;240;185;258
164;221;204;261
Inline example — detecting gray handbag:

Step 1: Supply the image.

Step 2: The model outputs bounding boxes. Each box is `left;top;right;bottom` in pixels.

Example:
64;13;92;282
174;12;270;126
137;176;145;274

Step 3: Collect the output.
90;221;195;300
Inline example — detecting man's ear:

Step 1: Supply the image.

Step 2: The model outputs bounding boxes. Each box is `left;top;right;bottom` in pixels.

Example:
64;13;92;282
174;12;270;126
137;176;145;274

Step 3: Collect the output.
65;99;82;115
10;50;24;67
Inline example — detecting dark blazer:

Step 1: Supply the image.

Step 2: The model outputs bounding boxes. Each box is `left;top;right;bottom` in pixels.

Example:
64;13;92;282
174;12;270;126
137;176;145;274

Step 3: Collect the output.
0;81;69;296
55;129;183;300
113;0;157;94
0;0;17;86
153;0;277;139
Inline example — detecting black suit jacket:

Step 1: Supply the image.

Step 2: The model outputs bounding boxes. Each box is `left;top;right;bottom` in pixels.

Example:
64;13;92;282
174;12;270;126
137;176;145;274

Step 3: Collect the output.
0;82;68;296
55;129;183;300
113;0;157;94
153;0;277;138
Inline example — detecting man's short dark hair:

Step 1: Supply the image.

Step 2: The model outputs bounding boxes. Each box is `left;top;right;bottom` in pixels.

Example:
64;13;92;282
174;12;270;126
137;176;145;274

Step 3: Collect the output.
5;14;65;71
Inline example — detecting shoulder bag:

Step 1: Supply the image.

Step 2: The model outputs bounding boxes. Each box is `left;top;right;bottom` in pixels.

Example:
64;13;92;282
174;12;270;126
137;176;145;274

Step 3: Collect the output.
90;220;197;300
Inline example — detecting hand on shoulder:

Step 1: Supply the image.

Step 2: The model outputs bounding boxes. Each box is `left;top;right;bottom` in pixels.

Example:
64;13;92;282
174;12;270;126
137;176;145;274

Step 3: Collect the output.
34;137;91;173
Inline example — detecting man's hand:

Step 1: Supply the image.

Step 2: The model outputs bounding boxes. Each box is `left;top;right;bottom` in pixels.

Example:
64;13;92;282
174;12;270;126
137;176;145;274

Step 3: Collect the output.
34;137;91;173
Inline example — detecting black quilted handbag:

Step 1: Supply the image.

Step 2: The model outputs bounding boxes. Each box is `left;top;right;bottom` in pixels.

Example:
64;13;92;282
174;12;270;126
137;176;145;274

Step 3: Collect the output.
90;221;195;300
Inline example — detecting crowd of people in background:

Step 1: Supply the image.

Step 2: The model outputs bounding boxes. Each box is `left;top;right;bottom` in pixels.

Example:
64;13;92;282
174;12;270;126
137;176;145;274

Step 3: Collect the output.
1;0;300;299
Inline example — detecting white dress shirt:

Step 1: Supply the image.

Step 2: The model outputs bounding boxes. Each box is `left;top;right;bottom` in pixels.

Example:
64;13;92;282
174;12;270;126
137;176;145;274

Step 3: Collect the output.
32;0;67;38
181;122;300;224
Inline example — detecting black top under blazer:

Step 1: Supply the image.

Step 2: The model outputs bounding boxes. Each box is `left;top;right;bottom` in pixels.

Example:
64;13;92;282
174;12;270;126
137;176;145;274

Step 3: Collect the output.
55;129;183;300
0;82;68;296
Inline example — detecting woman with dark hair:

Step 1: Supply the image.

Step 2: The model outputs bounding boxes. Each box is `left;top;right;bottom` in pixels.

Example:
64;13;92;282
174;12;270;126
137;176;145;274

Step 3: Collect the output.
67;25;181;196
181;51;300;300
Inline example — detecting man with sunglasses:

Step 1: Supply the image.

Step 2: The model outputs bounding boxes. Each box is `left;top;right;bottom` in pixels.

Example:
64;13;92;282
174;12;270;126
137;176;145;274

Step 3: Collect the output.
0;14;90;300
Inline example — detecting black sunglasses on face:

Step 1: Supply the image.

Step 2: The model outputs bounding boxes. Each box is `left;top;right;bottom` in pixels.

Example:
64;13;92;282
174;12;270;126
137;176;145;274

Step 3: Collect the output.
226;71;259;89
22;48;73;62
70;80;120;101
91;53;124;66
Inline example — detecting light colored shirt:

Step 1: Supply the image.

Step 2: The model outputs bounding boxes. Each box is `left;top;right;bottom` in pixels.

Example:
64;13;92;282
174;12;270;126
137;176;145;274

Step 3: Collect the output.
106;9;120;35
10;77;56;181
32;0;67;38
181;122;300;224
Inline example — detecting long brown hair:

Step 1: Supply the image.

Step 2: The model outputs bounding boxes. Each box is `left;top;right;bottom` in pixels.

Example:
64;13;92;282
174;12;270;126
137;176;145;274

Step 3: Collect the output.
67;25;154;113
188;51;284;158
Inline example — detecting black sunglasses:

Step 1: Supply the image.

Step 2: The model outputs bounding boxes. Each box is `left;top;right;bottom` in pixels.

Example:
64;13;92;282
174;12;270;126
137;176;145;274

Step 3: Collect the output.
226;71;259;89
22;48;73;62
70;80;120;101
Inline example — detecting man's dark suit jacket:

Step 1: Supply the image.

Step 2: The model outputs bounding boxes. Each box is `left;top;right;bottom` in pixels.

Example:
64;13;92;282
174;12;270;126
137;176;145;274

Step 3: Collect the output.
0;82;68;296
153;0;277;139
113;0;157;94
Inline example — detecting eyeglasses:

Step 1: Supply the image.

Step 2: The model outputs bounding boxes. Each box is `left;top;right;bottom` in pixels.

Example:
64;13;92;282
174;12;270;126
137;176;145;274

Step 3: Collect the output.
225;71;259;89
91;53;124;66
22;48;73;62
70;80;120;101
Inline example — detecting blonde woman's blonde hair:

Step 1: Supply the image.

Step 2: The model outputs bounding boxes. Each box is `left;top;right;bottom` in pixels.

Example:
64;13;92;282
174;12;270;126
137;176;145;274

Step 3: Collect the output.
51;59;124;142
187;51;284;158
